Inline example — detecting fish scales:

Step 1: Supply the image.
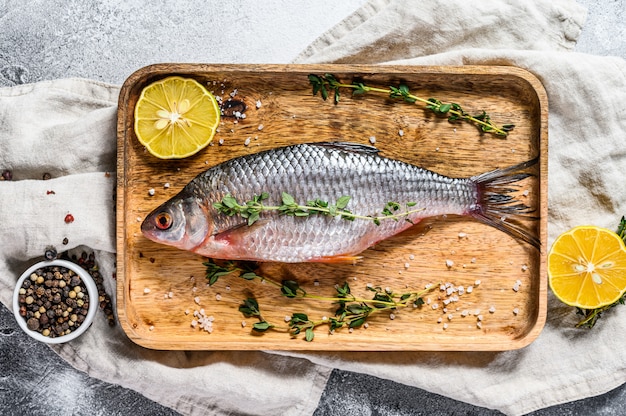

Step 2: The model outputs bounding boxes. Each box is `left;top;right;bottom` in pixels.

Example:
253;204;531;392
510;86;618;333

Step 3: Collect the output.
141;142;538;262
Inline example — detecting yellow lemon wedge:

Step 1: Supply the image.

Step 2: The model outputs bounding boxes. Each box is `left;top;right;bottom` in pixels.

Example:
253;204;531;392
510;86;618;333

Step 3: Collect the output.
548;225;626;309
134;76;220;159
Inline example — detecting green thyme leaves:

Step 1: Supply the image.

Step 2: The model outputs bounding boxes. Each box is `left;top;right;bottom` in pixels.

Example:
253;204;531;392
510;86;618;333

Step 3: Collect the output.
309;73;514;137
213;192;423;226
204;259;435;342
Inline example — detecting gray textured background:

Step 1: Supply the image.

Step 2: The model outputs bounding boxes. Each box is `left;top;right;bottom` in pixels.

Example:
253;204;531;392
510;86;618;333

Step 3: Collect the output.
1;1;626;415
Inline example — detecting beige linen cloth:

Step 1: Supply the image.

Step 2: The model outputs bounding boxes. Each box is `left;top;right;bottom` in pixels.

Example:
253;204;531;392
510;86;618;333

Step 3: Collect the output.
1;1;625;415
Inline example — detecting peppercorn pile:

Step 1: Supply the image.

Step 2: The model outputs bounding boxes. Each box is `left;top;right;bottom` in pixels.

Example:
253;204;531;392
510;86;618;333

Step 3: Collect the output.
17;265;90;338
62;251;116;327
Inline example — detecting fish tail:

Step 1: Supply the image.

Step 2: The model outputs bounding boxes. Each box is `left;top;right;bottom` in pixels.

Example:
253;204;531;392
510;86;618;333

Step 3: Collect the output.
469;158;540;249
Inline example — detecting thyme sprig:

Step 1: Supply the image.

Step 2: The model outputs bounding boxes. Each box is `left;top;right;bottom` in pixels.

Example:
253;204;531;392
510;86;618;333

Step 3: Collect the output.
575;216;626;329
203;259;435;341
213;192;424;226
308;73;514;137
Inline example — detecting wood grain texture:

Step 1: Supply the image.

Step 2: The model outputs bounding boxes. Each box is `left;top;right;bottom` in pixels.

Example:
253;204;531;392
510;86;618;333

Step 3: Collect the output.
116;64;548;351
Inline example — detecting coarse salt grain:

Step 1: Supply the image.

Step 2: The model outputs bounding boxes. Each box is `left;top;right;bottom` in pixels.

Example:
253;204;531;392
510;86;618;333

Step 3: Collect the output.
369;136;376;144
149;325;154;331
458;232;467;239
194;296;201;304
258;124;264;131
445;259;454;268
398;129;404;137
443;323;448;330
461;310;469;317
164;182;170;189
466;286;473;294
489;306;496;313
256;100;262;109
409;254;415;260
513;308;520;315
143;288;151;294
148;188;155;196
477;322;483;329
389;313;396;320
477;315;484;321
215;294;222;301
241;321;247;327
284;316;291;322
474;279;481;285
244;137;251;146
437;317;443;323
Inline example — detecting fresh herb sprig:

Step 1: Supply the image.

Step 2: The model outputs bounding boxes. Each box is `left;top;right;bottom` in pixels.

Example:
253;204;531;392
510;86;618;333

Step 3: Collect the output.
575;216;626;329
308;73;514;137
204;259;435;341
213;192;423;226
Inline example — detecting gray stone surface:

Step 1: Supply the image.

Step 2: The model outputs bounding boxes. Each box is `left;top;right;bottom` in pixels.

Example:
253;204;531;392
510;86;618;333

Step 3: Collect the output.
1;1;626;415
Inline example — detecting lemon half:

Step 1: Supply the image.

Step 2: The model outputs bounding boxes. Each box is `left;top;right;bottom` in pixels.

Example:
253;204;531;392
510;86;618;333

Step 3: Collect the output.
548;225;626;309
134;76;220;159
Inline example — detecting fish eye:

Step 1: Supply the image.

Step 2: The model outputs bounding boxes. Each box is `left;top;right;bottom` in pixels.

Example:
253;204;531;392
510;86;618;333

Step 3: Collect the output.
155;212;173;230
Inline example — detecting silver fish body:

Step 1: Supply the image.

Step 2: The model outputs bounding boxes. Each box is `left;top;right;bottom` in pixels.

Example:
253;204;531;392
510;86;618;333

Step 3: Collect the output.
141;142;537;262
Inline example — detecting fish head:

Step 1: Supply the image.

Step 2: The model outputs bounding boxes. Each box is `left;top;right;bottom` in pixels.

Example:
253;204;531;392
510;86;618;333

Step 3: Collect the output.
141;192;210;251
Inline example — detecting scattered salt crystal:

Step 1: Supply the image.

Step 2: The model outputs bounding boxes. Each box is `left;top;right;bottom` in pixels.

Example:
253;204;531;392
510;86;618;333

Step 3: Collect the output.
215;294;222;301
521;264;528;272
185;309;190;315
445;259;454;268
244;137;251;146
225;285;231;291
432;303;439;310
443;323;448;330
474;309;481;316
369;136;376;144
435;147;440;152
364;323;369;329
513;308;520;315
477;315;484;321
466;286;473;294
389;313;396;320
474;279;481;285
443;307;448;313
522;190;529;197
477;322;483;329
489;306;496;314
443;299;451;306
241;321;247;327
194;296;201;304
148;188;155;196
136;216;142;222
256;100;262;109
164;182;170;189
143;288;151;294
398;129;404;137
218;138;224;145
258;124;264;131
404;262;410;269
191;320;198;328
448;314;453;321
437;317;443;323
409;254;415;261
471;258;477;264
149;325;154;331
461;310;469;317
322;316;328;321
284;316;291;322
458;232;467;239
314;280;320;286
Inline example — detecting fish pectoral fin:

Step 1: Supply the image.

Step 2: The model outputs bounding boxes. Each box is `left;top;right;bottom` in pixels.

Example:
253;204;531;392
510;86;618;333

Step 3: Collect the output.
213;220;270;243
309;254;364;264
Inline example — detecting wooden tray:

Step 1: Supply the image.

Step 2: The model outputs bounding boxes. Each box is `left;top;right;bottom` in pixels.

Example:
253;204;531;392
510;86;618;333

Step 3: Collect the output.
116;63;548;351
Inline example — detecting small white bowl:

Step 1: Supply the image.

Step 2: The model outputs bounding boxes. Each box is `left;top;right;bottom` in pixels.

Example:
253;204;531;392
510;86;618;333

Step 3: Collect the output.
13;259;98;343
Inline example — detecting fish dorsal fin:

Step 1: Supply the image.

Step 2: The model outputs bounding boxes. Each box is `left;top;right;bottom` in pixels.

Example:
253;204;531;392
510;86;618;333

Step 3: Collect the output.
311;141;380;154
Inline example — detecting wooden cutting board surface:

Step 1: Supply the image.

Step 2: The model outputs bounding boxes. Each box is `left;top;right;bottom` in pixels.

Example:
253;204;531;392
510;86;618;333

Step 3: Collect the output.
116;64;548;351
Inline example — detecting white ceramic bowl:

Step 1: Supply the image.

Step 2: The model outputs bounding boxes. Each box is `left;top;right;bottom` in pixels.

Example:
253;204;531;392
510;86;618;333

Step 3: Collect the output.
13;259;98;343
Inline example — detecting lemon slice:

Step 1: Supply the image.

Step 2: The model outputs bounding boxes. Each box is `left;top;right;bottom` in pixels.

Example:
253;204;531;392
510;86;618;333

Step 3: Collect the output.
548;225;626;309
134;76;220;159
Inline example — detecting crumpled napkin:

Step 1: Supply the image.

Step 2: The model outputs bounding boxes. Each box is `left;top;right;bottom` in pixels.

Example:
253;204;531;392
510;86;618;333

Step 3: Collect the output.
3;1;626;415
